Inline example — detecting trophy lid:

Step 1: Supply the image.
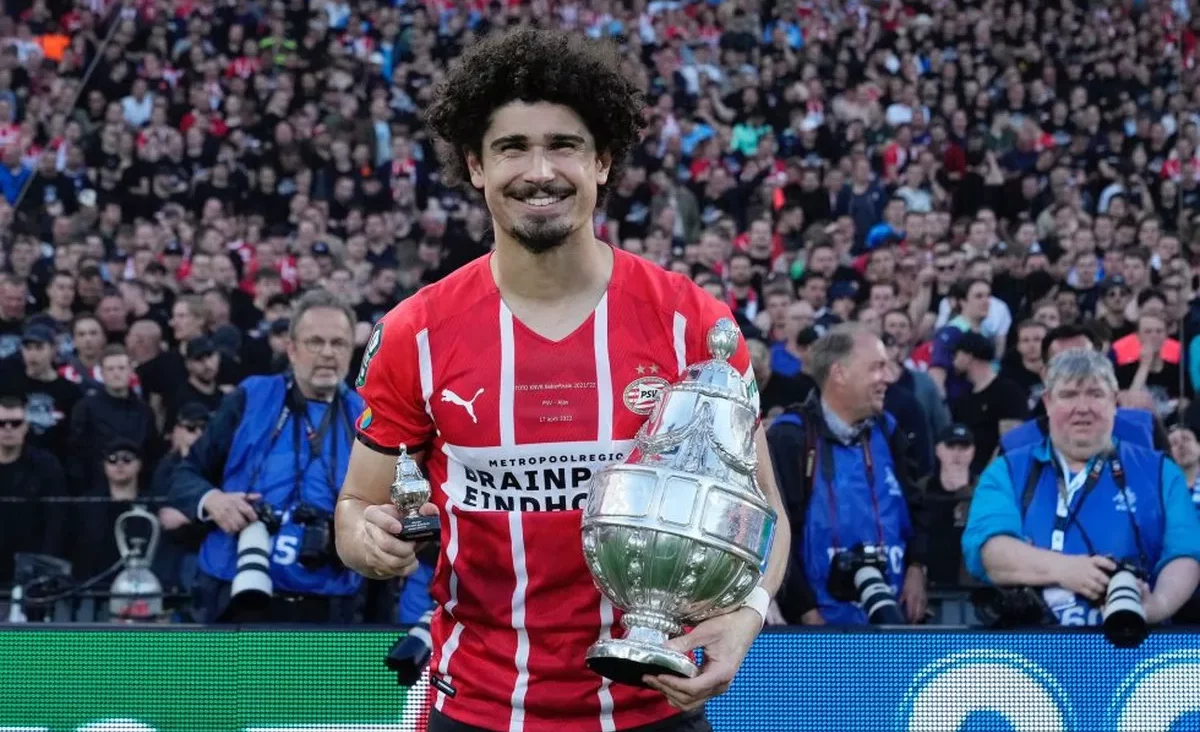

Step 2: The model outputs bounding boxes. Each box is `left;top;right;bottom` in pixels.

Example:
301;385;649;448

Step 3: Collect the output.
674;318;754;406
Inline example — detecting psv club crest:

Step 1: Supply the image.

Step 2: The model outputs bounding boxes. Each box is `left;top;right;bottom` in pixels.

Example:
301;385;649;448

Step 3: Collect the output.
623;366;669;416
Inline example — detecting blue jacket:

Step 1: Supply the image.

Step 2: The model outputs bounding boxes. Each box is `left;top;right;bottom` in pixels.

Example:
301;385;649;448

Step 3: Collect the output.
170;374;365;596
767;397;926;624
1000;408;1159;454
963;438;1200;626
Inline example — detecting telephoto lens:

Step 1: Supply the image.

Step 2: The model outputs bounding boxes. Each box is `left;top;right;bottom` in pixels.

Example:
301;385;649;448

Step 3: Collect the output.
853;564;906;625
226;503;282;620
1102;561;1148;649
386;608;435;686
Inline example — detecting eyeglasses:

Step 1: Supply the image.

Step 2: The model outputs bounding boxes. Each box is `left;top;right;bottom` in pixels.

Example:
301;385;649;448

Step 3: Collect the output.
179;421;206;432
0;419;25;429
106;453;137;465
298;336;353;354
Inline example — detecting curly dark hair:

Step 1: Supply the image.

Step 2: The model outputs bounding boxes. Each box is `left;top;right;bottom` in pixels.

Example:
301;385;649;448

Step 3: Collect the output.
423;28;646;207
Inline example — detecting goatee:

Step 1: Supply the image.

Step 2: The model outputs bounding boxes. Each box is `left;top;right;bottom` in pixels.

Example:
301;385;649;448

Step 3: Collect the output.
512;219;574;254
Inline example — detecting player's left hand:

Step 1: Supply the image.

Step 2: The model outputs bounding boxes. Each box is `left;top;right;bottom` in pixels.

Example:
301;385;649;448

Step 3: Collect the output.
642;607;761;711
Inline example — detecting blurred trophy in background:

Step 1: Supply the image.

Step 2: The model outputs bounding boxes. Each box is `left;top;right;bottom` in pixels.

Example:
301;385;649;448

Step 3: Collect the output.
582;319;776;686
109;504;164;622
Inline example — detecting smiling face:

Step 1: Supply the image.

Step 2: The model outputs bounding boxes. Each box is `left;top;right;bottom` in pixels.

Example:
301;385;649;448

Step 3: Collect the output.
466;101;611;254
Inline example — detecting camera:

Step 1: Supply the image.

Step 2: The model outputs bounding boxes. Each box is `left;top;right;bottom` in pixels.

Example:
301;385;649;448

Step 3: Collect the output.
386;607;435;686
970;586;1052;629
291;504;335;569
226;502;282;620
1103;559;1148;649
827;543;905;625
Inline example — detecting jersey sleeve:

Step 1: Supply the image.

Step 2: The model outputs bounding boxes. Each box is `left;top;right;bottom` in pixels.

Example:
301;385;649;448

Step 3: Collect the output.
354;299;436;455
674;280;758;414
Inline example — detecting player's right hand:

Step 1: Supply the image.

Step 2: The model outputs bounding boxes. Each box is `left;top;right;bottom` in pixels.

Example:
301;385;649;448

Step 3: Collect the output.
356;503;438;579
206;491;262;535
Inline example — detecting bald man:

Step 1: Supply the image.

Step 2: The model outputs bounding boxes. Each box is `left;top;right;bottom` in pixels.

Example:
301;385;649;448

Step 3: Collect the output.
126;318;168;430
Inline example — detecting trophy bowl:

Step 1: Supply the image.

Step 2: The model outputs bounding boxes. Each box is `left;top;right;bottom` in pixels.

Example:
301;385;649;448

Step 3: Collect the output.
581;319;776;687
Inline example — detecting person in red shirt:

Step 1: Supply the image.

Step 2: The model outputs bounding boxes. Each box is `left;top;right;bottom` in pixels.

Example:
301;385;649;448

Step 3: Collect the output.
335;28;789;732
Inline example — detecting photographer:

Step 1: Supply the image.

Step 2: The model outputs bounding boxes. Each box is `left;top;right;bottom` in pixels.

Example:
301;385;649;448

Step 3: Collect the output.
963;349;1200;628
767;323;931;625
169;290;365;623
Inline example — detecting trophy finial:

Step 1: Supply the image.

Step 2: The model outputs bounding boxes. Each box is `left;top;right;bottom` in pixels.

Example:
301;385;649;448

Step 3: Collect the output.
707;318;739;361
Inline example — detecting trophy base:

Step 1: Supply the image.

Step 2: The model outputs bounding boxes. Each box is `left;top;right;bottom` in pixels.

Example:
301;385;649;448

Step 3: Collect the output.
586;637;698;687
397;515;440;542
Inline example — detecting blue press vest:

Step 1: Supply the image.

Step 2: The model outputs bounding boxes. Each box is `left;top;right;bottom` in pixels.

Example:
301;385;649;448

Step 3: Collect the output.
775;412;912;625
1001;408;1154;454
1004;441;1166;626
198;375;365;596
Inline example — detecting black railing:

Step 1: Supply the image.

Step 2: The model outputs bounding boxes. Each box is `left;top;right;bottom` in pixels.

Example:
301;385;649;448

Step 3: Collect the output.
0;494;985;625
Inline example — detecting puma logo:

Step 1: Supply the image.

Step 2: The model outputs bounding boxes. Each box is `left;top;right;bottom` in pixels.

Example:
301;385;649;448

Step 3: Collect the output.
442;387;485;423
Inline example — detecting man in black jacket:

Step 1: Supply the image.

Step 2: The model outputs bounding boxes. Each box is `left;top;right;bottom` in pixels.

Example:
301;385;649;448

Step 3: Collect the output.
0;395;68;586
68;344;160;495
0;324;82;466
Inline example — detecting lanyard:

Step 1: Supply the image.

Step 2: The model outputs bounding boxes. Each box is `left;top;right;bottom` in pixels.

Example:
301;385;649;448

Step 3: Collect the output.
290;394;341;501
805;419;886;552
247;388;345;504
1048;453;1108;555
1036;450;1150;573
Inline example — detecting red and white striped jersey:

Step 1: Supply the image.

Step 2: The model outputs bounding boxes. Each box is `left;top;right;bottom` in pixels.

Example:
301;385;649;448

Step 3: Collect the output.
356;247;752;732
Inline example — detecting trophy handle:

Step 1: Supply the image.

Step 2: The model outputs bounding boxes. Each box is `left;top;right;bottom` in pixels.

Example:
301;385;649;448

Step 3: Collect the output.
114;504;161;563
709;438;757;476
639;396;724;458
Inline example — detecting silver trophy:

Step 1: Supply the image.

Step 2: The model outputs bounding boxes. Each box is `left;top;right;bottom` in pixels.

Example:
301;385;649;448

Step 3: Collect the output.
391;446;439;541
582;319;777;686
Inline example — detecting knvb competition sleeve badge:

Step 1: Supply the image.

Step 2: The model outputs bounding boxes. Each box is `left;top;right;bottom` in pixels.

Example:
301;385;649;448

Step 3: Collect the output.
356;322;383;388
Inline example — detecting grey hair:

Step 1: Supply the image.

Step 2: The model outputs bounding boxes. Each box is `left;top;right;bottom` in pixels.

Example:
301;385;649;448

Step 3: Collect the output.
807;322;872;388
1044;348;1119;397
288;288;356;340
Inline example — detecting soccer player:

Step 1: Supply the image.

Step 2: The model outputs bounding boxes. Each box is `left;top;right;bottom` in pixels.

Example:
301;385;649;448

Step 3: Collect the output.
335;29;790;732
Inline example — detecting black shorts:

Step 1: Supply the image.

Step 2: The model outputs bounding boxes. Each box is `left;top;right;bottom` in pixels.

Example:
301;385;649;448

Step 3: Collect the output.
427;707;712;732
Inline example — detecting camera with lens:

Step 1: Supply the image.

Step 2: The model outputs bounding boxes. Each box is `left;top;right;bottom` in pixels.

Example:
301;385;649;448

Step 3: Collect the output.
224;502;282;621
970;586;1053;628
827;543;905;625
291;503;336;569
1102;558;1148;649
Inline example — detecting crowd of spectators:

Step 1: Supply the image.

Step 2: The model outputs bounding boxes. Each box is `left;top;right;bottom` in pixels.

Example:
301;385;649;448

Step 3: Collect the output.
3;0;1200;622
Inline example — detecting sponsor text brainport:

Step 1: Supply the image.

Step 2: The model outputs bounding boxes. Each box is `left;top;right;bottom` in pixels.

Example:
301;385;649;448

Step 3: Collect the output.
460;453;625;511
